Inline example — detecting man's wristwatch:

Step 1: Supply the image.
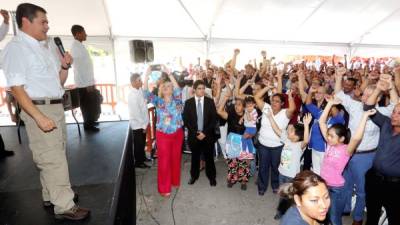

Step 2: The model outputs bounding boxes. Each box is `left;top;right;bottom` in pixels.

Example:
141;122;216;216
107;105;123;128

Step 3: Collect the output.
61;65;69;70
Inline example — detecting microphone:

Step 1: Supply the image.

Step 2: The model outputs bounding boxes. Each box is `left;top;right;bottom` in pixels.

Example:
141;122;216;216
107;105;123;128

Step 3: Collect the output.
53;37;66;57
54;37;70;68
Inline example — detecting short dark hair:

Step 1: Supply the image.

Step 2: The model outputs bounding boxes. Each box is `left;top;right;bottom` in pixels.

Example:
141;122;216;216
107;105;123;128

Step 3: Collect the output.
193;80;205;90
16;3;46;28
329;124;351;144
244;96;256;105
293;124;305;141
347;78;358;85
130;73;140;83
272;93;286;104
71;24;85;36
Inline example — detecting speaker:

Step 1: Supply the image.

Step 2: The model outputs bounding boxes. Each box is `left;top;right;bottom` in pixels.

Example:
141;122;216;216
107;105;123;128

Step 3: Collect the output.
129;40;154;63
129;40;146;63
145;41;154;62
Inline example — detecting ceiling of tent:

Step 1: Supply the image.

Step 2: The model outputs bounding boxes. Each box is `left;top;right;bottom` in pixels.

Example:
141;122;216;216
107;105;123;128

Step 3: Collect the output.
2;0;400;46
1;0;110;36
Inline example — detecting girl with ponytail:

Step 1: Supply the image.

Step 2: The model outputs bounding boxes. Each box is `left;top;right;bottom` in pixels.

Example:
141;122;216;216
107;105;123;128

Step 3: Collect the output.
318;96;375;225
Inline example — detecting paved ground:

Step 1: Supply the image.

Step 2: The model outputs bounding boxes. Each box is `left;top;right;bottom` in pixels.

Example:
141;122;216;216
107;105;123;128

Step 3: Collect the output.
136;155;353;225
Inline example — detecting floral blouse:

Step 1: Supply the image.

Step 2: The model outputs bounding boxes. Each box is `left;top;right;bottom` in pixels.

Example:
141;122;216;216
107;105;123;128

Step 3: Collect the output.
144;88;184;134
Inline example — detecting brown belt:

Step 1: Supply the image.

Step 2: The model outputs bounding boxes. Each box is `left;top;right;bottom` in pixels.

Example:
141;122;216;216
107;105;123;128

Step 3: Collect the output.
32;99;63;105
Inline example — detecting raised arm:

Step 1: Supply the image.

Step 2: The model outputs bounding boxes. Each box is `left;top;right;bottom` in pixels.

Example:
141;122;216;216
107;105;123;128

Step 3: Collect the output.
334;67;346;94
143;67;151;90
381;73;400;104
319;97;341;141
217;95;230;120
394;66;400;93
286;90;296;119
265;108;282;137
230;49;240;71
305;87;317;105
276;70;283;94
260;51;268;75
254;83;271;110
297;70;308;103
239;79;252;95
234;72;246;99
366;80;387;106
164;66;179;89
301;113;312;149
347;110;376;154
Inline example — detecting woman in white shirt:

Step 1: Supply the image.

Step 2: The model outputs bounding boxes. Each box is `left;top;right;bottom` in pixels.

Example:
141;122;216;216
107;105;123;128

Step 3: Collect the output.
254;86;296;196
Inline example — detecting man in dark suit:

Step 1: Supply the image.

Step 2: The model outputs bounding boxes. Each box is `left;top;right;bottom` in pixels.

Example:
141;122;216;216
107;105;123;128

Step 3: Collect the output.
183;80;217;186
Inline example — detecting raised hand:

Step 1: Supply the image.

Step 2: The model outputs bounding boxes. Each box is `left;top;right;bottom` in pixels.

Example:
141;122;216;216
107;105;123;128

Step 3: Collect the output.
376;80;390;91
394;65;400;75
234;48;240;56
303;113;312;125
308;86;318;94
261;50;267;58
287;89;293;98
325;95;342;105
0;10;9;24
335;67;347;77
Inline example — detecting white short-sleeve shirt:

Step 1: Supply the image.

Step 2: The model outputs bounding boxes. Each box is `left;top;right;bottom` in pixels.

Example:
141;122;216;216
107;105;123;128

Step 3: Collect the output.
1;31;64;99
259;104;290;147
70;40;95;88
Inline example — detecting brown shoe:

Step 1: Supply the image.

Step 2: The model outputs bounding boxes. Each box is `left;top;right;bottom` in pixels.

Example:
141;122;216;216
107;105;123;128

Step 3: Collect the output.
352;220;363;225
55;205;90;220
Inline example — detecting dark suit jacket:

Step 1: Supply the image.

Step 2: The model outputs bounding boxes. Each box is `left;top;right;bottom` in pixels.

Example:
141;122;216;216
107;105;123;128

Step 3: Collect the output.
183;96;217;145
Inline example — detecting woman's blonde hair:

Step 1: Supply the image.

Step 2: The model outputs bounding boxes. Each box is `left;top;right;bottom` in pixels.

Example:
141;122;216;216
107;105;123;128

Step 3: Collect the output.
158;80;173;98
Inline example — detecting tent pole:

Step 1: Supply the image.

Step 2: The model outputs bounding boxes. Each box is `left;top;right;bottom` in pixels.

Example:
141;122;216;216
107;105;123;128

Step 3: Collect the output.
109;27;120;113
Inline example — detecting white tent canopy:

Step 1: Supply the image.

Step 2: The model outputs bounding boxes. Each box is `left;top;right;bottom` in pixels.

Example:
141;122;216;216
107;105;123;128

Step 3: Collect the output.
2;0;400;45
1;0;400;67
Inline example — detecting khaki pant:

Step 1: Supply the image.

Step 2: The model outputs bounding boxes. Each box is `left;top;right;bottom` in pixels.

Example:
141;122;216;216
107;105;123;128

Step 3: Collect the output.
21;103;75;214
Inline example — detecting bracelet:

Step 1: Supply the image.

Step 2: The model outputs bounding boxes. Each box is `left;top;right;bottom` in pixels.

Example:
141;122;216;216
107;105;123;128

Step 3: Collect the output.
61;65;69;70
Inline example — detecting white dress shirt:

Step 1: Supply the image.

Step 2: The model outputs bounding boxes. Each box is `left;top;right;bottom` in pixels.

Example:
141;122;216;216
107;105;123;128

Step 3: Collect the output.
70;39;95;88
1;31;64;99
0;23;9;41
128;88;149;130
195;95;204;115
336;90;394;152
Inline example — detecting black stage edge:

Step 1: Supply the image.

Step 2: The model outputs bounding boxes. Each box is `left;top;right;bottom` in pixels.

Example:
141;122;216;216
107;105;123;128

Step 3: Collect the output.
108;127;136;225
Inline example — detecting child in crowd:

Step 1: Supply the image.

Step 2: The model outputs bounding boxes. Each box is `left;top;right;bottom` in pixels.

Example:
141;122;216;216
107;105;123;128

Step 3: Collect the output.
266;111;312;220
318;96;375;225
240;96;258;160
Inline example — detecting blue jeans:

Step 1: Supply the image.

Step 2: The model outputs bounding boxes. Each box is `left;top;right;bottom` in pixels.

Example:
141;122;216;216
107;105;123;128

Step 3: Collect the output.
257;144;283;193
279;174;293;186
343;152;375;221
329;186;346;225
242;127;257;153
249;159;256;176
276;174;293;216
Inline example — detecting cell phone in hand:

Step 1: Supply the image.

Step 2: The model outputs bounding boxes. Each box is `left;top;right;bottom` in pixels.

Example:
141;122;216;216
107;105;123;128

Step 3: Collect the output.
150;64;161;71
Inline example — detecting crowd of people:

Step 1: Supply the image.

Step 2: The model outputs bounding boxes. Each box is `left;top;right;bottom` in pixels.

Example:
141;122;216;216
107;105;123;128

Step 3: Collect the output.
1;2;399;224
129;48;400;225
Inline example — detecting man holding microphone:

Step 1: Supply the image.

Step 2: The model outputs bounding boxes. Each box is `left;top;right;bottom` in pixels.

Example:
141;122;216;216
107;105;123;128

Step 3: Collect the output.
1;3;89;220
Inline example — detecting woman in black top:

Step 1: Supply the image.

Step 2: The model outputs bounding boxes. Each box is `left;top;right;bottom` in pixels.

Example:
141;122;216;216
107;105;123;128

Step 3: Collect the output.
217;96;250;190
